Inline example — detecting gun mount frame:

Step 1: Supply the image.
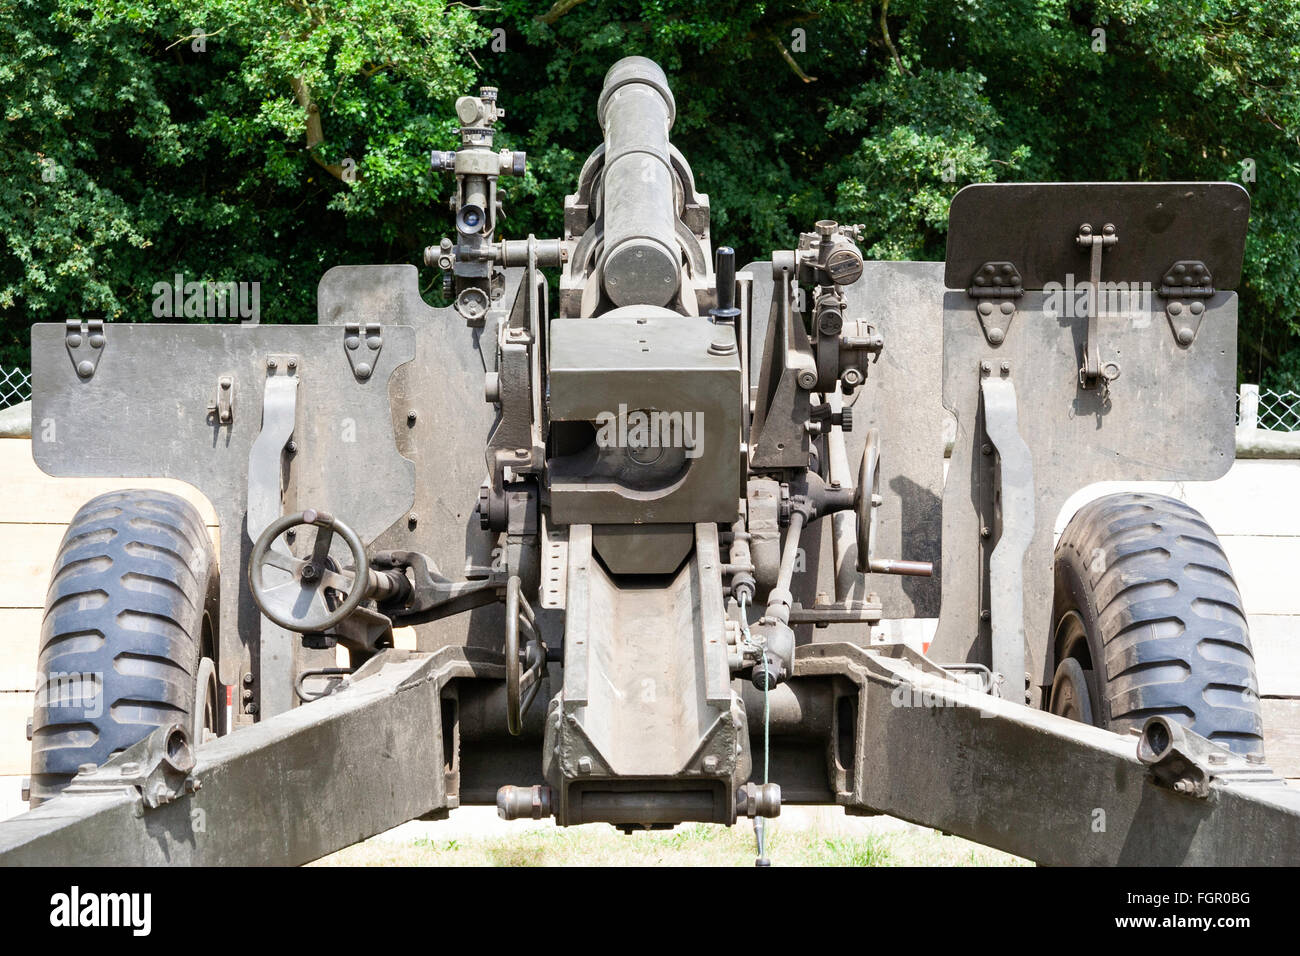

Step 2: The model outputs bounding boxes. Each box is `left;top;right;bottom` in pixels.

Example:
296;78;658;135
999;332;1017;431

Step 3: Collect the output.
3;57;1291;866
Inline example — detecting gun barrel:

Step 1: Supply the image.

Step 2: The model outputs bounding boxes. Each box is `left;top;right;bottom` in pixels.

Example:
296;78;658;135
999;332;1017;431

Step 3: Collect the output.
596;57;682;308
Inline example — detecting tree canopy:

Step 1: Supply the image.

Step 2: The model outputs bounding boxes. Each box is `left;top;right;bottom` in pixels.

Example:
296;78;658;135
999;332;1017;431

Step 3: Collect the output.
3;0;1298;385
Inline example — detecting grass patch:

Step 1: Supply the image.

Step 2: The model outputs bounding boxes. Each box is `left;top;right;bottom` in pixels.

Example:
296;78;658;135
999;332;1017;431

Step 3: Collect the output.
313;815;1029;867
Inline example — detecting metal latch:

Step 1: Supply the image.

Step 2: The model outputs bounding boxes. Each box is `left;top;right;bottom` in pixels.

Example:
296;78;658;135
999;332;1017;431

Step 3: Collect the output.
65;318;106;379
1158;260;1214;347
344;322;382;381
207;375;234;424
1076;223;1120;390
968;261;1022;346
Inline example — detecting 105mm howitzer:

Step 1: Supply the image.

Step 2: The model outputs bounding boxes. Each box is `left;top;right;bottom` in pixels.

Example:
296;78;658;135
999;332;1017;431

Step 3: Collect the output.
3;56;1297;865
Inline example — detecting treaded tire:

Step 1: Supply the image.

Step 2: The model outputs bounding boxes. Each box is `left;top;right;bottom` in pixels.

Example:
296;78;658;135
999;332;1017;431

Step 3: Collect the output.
29;490;218;805
1052;492;1263;756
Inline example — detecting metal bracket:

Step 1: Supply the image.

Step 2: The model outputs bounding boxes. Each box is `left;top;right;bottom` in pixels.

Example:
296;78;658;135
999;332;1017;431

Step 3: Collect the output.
540;518;568;609
206;374;234;425
967;261;1022;346
1075;223;1120;389
246;356;300;720
1158;260;1214;347
979;364;1035;703
344;322;382;381
61;723;198;814
1137;715;1283;799
65;318;106;379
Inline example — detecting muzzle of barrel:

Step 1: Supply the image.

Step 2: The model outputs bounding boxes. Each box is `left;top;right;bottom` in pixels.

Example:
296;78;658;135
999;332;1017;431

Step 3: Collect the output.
596;56;683;309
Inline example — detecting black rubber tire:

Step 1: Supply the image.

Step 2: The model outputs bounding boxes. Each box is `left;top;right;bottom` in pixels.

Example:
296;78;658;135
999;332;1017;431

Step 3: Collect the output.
1051;492;1263;756
29;490;219;805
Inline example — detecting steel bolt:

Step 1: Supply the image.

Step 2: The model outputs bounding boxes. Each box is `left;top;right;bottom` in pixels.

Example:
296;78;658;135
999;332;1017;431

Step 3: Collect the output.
407;410;418;425
243;672;254;686
408;513;418;529
980;361;991;374
577;756;593;775
242;689;253;702
287;358;297;370
1000;361;1010;373
980;610;991;621
246;702;259;715
981;443;993;455
987;327;1005;345
285;441;297;454
267;358;277;370
76;360;94;378
702;755;720;774
1176;327;1194;346
980;526;991;538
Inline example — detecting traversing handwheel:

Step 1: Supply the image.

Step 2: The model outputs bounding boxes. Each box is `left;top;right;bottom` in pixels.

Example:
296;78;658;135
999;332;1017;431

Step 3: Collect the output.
854;428;882;573
249;509;369;633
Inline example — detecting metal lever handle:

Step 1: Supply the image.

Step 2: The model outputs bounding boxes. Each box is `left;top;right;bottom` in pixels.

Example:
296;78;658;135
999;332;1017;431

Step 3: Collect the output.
711;246;740;322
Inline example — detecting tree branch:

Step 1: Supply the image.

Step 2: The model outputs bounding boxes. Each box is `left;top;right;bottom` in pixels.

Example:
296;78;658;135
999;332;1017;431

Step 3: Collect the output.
291;77;347;182
769;33;817;83
880;0;911;77
539;0;589;24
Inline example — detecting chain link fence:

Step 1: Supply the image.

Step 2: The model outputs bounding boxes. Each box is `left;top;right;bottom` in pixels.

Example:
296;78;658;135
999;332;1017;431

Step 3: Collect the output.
0;367;30;409
1239;385;1300;433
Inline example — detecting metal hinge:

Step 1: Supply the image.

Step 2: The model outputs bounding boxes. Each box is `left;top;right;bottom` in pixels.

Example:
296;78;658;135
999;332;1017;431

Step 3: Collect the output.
344;322;383;381
1075;223;1120;390
1158;260;1214;347
65;319;106;379
967;261;1022;346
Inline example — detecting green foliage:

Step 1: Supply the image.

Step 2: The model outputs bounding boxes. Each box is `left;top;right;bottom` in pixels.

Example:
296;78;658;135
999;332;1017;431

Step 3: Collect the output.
2;0;1298;382
0;0;481;366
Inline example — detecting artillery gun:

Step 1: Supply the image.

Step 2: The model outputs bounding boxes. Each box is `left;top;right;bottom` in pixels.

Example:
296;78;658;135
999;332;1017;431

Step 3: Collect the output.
3;57;1297;865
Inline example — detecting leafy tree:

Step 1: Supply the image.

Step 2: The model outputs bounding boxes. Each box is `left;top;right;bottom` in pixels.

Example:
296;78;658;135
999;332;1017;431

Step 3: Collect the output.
2;0;1298;386
0;0;482;366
